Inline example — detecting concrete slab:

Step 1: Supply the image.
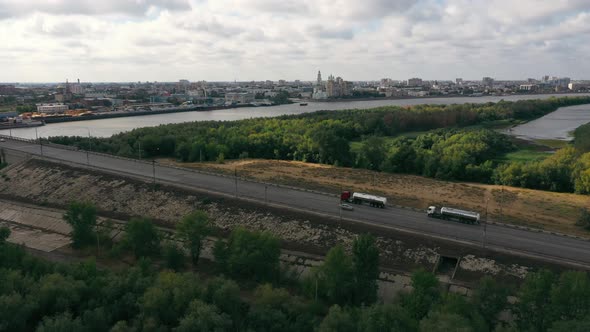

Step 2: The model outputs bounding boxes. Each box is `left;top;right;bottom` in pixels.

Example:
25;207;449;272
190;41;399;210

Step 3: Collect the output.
1;221;71;252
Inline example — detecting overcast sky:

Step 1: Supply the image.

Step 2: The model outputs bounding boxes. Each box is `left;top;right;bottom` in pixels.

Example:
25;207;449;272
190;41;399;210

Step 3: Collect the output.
1;0;589;82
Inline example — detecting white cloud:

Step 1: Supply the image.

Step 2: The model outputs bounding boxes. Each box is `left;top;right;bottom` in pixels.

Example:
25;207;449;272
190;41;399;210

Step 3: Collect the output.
0;0;589;82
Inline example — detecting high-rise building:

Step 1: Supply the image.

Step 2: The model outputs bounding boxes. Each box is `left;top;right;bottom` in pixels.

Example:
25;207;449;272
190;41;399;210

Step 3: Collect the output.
316;71;322;86
407;78;423;86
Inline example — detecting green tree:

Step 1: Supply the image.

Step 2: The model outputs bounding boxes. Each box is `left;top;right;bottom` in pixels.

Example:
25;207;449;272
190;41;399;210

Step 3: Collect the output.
35;312;85;332
0;226;10;245
63;201;97;248
162;243;185;271
318;305;357;332
176;211;211;265
549;271;590;321
0;292;36;331
358;304;418;332
176;299;232;332
37;273;86;317
418;311;473;332
549;319;590;332
401;270;441;320
213;227;280;282
513;269;556;332
204;277;243;325
472;276;509;327
352;234;379;305
140;271;202;327
124;217;160;258
310;244;354;305
576;208;590;231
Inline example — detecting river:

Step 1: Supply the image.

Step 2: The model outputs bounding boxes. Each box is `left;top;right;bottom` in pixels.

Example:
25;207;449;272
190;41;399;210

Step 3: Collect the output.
505;103;590;141
2;93;589;139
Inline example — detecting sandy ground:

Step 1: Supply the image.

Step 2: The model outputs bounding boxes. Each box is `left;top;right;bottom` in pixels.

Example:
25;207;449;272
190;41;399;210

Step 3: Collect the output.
159;158;590;237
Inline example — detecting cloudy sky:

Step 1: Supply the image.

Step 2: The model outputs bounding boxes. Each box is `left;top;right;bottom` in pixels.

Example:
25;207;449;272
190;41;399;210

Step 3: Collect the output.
1;0;589;82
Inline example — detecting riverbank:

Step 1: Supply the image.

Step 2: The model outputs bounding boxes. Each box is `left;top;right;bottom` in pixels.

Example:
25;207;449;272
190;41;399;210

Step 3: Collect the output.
4;93;590;139
307;91;590;103
37;103;257;124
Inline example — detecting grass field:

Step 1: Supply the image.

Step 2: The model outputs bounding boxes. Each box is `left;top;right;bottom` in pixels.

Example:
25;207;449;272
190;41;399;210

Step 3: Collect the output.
159;158;590;237
534;139;571;149
502;149;551;162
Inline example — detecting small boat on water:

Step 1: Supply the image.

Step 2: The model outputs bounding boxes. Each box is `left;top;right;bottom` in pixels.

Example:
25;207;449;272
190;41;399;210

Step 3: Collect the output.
299;103;308;106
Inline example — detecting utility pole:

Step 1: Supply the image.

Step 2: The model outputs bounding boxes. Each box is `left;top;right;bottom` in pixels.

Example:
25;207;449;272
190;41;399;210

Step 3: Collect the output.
35;127;43;156
152;160;156;187
483;198;489;248
499;185;504;223
234;167;238;197
86;128;91;165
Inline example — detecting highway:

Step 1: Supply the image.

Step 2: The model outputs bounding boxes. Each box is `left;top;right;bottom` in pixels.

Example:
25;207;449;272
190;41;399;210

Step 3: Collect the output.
2;137;590;267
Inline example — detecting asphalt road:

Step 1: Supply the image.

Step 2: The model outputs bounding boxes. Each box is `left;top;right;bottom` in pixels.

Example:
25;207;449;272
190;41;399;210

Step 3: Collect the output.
2;137;590;267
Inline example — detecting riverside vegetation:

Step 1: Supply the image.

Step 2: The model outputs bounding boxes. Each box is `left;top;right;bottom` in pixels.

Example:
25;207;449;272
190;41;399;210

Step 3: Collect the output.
49;97;590;197
2;202;590;331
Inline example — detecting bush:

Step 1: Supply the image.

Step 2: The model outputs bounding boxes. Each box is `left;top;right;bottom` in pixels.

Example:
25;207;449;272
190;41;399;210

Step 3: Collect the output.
577;208;590;231
162;243;185;271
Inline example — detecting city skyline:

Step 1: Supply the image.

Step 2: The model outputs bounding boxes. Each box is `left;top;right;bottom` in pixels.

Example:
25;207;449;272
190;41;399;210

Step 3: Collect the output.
1;0;590;82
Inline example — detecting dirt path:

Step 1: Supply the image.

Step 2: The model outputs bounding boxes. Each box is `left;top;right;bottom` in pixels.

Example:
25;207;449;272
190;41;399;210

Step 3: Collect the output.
159;158;590;237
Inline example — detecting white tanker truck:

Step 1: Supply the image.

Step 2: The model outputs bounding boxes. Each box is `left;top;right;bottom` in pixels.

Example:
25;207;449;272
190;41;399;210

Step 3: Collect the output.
427;206;480;224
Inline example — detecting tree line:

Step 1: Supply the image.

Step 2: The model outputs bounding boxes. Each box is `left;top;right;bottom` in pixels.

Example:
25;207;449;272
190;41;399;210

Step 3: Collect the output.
48;97;590;194
2;203;590;331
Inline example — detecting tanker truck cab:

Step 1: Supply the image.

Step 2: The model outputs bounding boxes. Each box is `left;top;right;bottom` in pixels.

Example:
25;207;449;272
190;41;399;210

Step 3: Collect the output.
427;206;438;217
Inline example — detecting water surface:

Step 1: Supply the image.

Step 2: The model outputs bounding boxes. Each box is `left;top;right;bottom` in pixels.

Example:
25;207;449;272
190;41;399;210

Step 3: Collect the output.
2;93;589;139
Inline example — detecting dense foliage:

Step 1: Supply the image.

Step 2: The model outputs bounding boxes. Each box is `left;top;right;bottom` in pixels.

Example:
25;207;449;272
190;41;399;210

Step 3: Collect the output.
48;97;590;193
50;97;589;162
2;224;590;331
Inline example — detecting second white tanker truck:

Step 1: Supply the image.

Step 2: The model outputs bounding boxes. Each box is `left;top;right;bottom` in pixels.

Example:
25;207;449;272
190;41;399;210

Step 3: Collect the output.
340;191;387;208
427;206;480;224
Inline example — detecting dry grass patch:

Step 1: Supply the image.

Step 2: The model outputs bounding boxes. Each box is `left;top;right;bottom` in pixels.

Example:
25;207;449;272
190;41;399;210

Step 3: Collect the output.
158;158;590;237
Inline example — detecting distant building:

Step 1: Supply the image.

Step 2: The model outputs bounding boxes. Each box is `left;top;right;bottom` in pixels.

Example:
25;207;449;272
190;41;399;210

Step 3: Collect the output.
569;82;590;91
407;78;423;86
36;103;68;114
455;78;463;85
326;75;352;98
519;84;537;91
225;92;254;104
